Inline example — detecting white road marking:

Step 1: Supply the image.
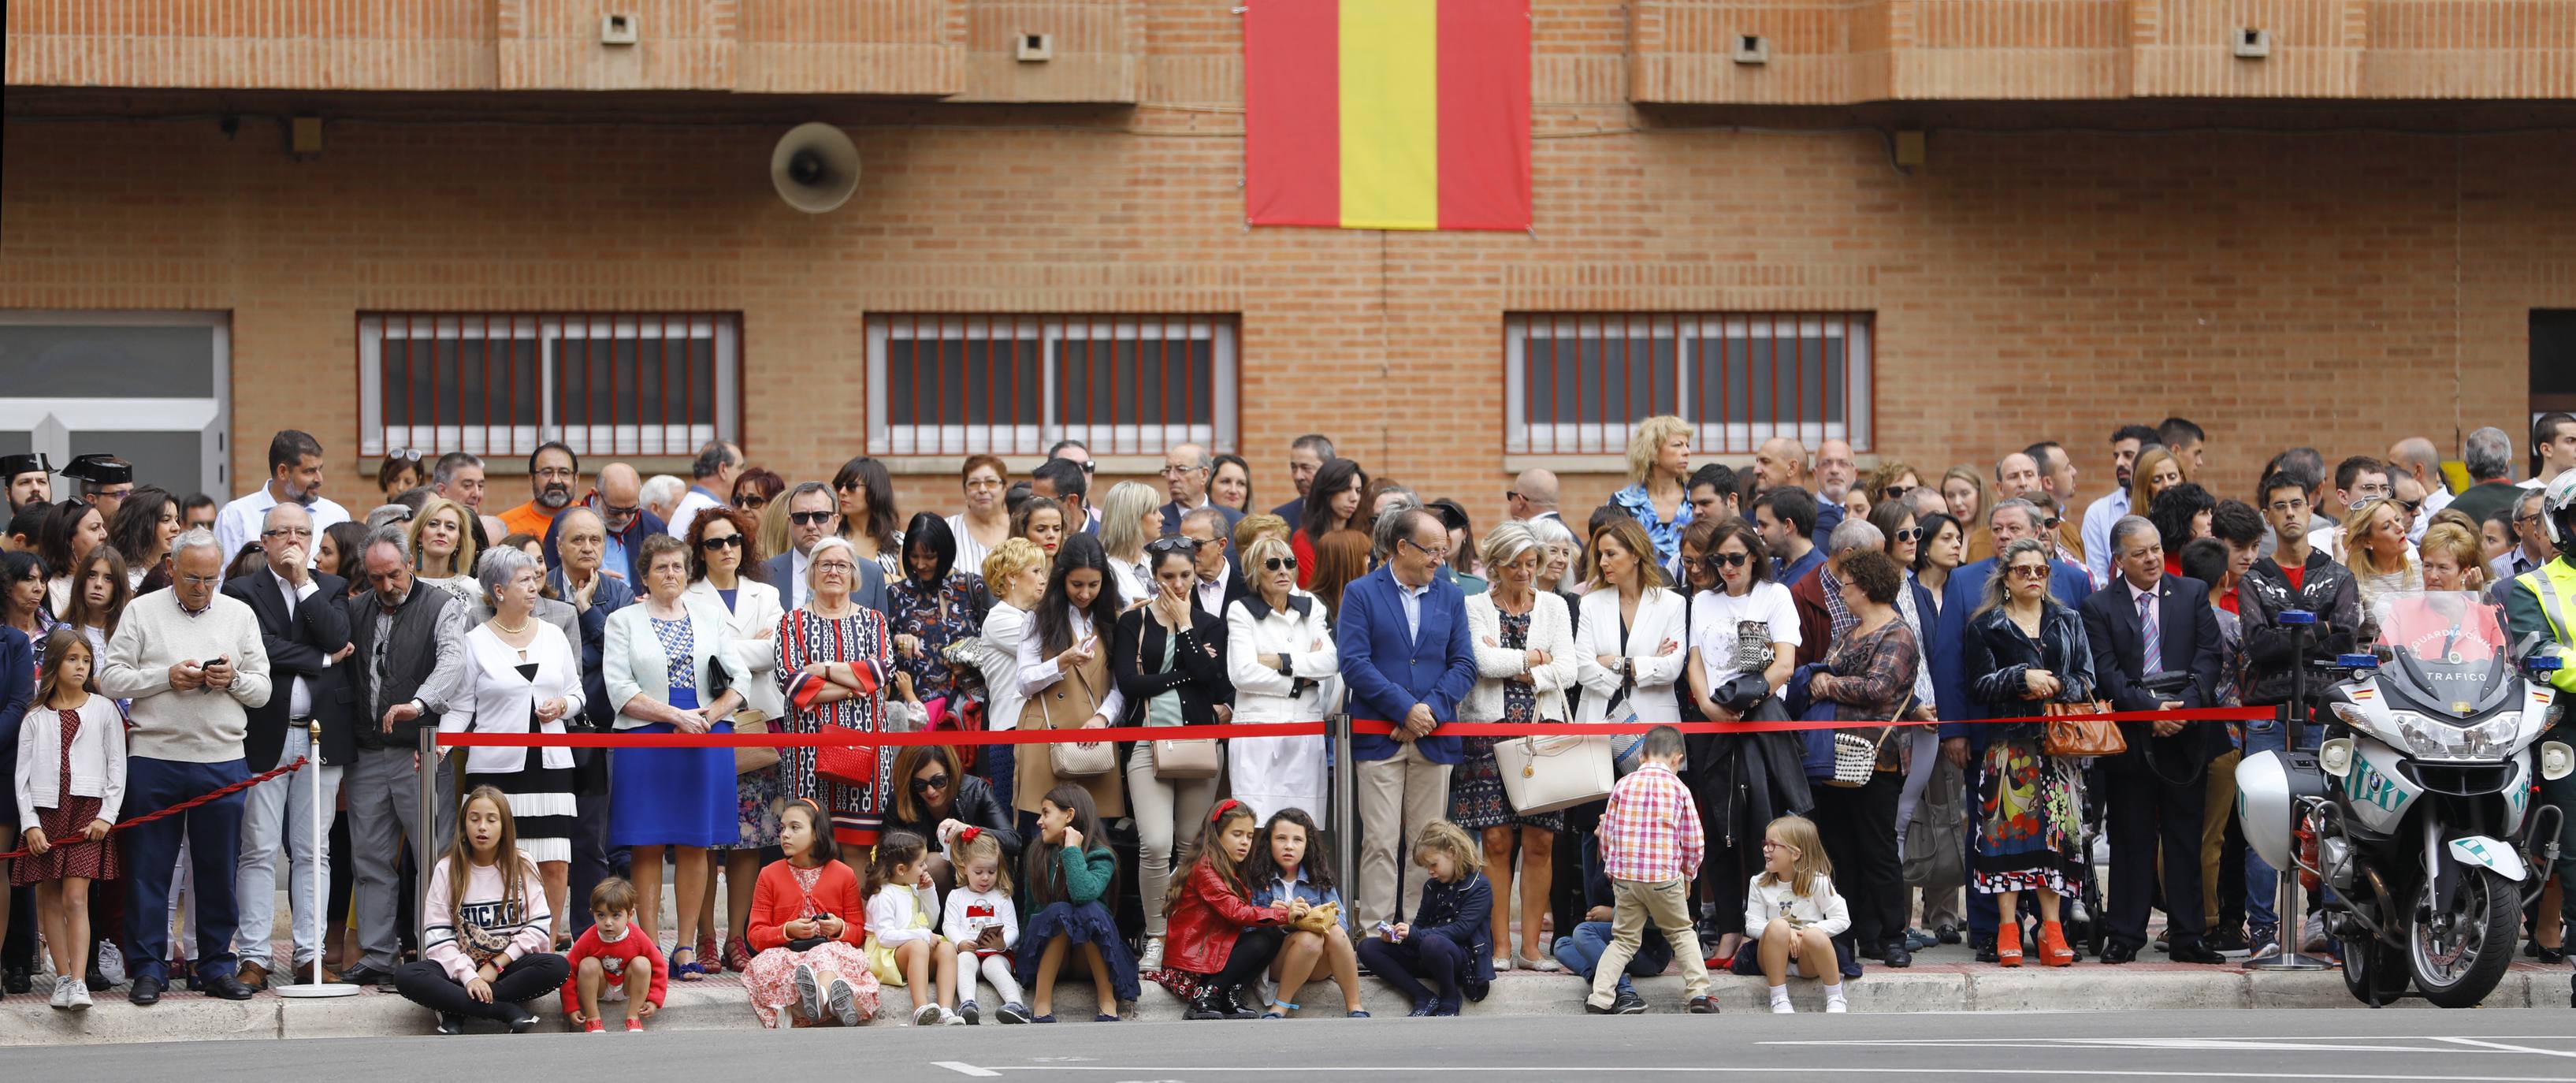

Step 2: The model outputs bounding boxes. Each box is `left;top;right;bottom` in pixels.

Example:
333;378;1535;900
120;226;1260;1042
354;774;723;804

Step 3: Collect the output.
2438;1038;2576;1061
1760;1037;2530;1055
964;1067;2576;1081
934;1062;1002;1077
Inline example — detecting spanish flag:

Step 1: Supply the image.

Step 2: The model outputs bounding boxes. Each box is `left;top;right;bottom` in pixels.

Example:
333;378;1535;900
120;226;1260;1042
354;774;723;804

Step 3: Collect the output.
1244;0;1531;231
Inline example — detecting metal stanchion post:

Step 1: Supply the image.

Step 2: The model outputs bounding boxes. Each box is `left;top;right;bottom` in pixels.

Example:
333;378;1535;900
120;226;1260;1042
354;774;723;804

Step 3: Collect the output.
1331;713;1356;902
2247;610;2331;972
278;719;358;999
415;725;437;966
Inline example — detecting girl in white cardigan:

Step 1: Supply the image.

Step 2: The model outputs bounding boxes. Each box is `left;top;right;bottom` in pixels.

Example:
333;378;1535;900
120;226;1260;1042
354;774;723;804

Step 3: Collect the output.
13;629;125;1009
1454;524;1580;972
1225;534;1339;826
1572;519;1689;724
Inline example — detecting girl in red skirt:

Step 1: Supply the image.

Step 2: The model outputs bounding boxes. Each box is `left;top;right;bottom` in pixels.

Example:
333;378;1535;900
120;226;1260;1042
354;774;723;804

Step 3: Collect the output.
13;628;125;1010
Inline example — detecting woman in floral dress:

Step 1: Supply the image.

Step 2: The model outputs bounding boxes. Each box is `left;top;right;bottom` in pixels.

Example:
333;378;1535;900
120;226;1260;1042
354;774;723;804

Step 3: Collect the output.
1449;524;1579;971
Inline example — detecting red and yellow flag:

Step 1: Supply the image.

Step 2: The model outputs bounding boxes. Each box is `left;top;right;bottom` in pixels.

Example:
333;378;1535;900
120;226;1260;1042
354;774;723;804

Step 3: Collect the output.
1244;0;1531;231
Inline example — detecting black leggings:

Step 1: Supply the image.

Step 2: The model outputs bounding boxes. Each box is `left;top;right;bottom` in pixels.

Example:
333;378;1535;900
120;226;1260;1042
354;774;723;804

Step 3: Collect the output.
1208;928;1285;991
392;954;571;1020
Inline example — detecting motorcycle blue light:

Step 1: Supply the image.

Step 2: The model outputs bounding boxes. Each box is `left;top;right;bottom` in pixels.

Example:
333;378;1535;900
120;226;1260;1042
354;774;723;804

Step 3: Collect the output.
2336;653;2379;669
2280;609;2317;626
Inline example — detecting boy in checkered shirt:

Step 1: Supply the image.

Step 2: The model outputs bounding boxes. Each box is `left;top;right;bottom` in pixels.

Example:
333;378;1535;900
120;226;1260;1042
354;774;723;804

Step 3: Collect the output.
1585;725;1715;1014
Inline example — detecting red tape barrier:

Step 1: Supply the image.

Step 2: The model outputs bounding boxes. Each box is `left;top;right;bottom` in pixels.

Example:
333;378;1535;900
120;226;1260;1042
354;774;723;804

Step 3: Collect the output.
1;755;308;862
433;707;2273;749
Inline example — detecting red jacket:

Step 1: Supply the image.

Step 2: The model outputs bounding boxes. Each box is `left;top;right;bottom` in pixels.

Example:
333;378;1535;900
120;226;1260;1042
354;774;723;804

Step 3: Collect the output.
747;859;868;952
1162;859;1289;975
558;925;668;1011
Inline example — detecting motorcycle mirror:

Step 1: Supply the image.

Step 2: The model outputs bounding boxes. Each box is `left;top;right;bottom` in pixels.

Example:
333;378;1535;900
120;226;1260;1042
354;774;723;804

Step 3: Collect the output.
2372;645;2396;664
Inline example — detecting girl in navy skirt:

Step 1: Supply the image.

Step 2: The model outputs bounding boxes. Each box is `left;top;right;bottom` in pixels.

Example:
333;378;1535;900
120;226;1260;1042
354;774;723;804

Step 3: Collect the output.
1016;784;1137;1022
602;534;748;980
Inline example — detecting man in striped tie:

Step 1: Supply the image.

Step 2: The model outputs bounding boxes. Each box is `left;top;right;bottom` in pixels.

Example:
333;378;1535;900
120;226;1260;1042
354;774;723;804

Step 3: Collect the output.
2081;516;2228;965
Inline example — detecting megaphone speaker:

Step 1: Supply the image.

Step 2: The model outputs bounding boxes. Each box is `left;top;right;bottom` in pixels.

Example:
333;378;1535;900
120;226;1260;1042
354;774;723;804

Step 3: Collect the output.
771;122;861;214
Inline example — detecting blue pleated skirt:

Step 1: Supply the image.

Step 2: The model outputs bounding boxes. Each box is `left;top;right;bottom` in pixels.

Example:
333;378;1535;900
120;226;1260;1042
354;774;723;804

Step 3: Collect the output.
608;688;737;848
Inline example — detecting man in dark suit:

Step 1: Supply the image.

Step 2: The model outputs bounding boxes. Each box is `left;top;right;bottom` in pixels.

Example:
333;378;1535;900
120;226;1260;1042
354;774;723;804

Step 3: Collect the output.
1271;433;1335;525
2081;515;2226;965
1158;441;1245;538
218;503;352;989
1338;506;1478;929
1180;506;1250;623
767;482;889;615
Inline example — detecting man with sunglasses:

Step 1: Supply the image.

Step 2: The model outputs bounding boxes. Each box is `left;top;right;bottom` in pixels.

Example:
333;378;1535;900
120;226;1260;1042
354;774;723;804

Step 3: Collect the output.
546;461;666;586
1179;507;1248;622
2494;489;2553;588
1507;467;1565;529
765;482;888;614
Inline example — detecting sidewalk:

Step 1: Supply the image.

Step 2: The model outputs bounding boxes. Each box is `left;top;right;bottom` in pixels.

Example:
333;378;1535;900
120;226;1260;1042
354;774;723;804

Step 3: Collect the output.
7;947;2567;1044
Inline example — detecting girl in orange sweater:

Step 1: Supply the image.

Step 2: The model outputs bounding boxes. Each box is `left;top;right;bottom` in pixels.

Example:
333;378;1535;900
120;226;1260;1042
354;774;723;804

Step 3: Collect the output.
742;799;877;1027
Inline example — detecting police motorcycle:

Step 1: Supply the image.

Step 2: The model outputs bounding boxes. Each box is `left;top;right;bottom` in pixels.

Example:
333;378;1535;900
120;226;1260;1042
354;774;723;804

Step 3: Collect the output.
2236;591;2572;1007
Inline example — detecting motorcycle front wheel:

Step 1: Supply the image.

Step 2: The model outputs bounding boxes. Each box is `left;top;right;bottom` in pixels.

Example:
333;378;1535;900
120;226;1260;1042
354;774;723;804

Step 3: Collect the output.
2407;865;2518;1009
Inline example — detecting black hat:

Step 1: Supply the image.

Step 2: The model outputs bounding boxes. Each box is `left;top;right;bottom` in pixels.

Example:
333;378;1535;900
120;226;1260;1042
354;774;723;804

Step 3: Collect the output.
0;452;50;479
60;453;133;486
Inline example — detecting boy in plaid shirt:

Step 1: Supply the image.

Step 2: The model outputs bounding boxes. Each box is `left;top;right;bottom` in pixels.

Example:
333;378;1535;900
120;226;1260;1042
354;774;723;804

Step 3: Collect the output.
1585;725;1715;1014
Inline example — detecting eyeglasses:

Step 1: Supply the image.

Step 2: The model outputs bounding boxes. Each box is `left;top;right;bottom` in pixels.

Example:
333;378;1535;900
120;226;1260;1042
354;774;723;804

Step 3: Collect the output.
1146;537;1203;556
1158;466;1203;479
1504;490;1522;502
2514;511;2542;527
2007;564;2052;580
790;511;835;527
1892;527;1922;542
812;560;857;575
1701;552;1751;569
1400;537;1451;561
533;467;576;482
2267;498;2310;513
1263;556;1299;572
965;478;1004;491
178;574;221;587
911;773;950;795
262;527;314;540
700;534;744;550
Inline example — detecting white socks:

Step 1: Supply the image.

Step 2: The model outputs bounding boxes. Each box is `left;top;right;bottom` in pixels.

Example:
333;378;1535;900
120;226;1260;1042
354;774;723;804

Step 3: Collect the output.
1824;984;1849;1013
1768;984;1793;1014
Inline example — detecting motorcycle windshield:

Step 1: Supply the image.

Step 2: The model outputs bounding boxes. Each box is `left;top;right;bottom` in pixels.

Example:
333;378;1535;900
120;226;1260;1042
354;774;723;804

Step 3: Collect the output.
2367;591;2515;716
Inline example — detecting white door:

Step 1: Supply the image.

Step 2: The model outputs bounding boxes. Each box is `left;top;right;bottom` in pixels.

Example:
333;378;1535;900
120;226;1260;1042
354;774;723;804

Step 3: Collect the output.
0;311;232;499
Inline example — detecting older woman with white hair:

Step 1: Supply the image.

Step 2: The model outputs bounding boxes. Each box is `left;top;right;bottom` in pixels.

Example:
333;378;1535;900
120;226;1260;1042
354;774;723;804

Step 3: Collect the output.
438;544;585;942
1611;415;1695;568
1096;479;1162;603
774;534;904;850
1225;532;1340;824
1453;522;1579;972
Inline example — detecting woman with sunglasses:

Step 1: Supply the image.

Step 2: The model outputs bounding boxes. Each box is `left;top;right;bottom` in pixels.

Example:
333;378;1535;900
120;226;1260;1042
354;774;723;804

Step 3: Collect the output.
1867;462;1921;513
680;506;786;973
1225;533;1339;828
377;448;425;500
831;456;906;579
1450;523;1575;973
1962;538;2096;968
1680;516;1802;962
731;467;784;516
1113;534;1236;971
883;743;1022;894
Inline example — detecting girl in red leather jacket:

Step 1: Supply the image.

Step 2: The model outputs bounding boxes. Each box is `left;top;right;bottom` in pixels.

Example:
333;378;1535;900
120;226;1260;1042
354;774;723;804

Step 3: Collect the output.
1150;799;1303;1020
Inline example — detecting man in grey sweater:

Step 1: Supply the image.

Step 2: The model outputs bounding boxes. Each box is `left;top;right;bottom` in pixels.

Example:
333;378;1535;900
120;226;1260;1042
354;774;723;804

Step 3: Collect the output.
99;527;273;1005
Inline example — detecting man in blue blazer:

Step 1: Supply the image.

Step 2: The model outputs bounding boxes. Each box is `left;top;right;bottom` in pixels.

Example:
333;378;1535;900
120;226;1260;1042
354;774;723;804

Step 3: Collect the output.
2081;516;2227;964
1338;507;1478;929
1929;496;2095;957
765;482;888;616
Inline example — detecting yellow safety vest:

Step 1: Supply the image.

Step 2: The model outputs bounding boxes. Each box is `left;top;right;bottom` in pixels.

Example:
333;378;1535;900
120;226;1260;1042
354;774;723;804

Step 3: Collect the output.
2511;559;2576;696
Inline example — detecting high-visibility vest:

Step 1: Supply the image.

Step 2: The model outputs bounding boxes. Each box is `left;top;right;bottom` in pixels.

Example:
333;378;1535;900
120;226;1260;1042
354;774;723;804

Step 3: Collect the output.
2509;558;2576;697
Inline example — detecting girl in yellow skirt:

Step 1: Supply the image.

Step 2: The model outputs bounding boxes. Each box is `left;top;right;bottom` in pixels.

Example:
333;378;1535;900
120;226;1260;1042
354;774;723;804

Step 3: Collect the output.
862;830;959;1025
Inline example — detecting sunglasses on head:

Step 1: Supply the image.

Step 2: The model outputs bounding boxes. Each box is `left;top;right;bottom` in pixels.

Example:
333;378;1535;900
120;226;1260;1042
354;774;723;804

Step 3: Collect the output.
1146;537;1202;556
789;510;835;527
1263;556;1299;571
911;773;950;795
386;448;425;463
1701;551;1751;569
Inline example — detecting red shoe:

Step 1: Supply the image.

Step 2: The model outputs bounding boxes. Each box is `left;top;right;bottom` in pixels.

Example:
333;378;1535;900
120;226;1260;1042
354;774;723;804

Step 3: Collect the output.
2038;921;2076;968
1996;924;2024;968
626;1018;645;1033
583;1018;606;1033
697;934;723;973
725;936;754;973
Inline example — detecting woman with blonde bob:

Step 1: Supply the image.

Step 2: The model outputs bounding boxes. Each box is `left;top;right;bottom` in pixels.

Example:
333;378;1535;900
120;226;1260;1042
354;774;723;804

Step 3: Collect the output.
1452;523;1578;971
1611;415;1695;568
2415;521;2489;594
1096;480;1162;605
407;495;482;606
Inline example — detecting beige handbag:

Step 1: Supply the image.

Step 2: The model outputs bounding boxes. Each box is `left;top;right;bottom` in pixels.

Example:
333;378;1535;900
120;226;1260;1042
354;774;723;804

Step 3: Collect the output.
1494;731;1615;815
1030;664;1117;780
1136;618;1222;780
732;713;780;775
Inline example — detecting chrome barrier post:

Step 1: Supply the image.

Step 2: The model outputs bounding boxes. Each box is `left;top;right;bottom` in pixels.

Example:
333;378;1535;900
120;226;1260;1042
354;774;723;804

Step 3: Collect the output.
2246;610;2330;972
277;719;359;999
1331;713;1356;899
416;725;437;960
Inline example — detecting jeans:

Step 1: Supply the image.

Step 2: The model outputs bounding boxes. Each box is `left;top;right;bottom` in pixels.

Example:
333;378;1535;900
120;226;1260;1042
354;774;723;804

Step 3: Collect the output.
2242;714;2317;933
121;757;251;983
1552;920;1669;997
234;728;344;968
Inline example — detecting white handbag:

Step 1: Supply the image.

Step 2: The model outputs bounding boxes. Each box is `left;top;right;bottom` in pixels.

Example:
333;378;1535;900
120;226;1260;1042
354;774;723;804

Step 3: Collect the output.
1495;732;1616;815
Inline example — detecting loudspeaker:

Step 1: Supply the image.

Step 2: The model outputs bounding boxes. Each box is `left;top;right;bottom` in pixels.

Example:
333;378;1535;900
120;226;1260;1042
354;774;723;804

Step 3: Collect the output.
769;122;861;214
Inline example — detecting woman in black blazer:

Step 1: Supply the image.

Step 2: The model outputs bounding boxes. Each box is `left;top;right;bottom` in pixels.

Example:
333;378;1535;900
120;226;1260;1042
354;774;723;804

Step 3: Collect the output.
1109;536;1236;969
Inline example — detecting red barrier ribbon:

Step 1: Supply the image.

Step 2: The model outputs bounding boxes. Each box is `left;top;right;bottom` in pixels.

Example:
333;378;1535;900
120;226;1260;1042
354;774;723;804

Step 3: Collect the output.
433;707;2273;749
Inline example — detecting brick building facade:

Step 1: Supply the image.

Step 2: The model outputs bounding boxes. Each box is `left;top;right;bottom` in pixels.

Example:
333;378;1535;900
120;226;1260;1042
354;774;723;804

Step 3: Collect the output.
5;1;2572;525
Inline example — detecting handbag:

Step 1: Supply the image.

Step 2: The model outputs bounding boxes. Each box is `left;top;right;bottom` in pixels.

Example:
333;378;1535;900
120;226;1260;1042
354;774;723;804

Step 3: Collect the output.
1032;663;1117;780
1823;694;1912;789
733;714;780;775
802;616;886;789
1495;730;1615;814
1136;617;1221;780
2041;698;2124;758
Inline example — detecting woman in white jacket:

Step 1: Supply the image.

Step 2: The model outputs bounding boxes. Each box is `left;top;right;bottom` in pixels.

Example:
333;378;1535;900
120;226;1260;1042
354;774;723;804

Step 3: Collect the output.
1451;523;1578;971
1573;519;1689;725
680;505;785;972
439;547;585;942
1225;534;1337;826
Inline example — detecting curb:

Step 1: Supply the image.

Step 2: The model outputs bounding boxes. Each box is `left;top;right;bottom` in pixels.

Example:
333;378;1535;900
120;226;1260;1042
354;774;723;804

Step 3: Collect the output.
4;966;2565;1044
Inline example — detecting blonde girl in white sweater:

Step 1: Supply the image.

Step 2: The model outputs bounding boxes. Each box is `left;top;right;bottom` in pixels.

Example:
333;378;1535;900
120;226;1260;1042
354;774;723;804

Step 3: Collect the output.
1745;814;1851;1014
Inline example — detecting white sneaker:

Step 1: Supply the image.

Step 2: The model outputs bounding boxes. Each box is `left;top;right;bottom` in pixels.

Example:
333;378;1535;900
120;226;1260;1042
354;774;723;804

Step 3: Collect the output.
940;1007;965;1025
95;941;126;986
50;976;76;1010
66;981;92;1010
1769;999;1795;1014
1825;999;1849;1014
912;1003;944;1026
1138;937;1165;971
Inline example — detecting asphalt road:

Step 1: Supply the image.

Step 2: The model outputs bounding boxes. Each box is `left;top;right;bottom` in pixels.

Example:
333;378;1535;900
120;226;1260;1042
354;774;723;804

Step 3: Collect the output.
16;1009;2576;1081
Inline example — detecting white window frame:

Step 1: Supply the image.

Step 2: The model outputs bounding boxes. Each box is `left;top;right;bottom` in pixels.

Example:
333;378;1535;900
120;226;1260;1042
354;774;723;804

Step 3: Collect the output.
358;314;738;460
1504;313;1872;455
0;309;232;497
865;314;1237;457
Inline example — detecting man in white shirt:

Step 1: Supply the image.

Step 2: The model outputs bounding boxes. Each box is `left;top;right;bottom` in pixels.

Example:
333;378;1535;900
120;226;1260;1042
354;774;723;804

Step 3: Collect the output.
214;430;351;579
666;440;742;538
2304;456;2390;560
2083;424;2158;587
2521;412;2576;490
1814;438;1860;504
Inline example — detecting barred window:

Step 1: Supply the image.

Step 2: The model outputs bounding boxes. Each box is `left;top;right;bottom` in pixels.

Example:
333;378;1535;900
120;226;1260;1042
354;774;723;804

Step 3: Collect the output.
358;313;739;460
866;314;1237;456
1504;312;1873;455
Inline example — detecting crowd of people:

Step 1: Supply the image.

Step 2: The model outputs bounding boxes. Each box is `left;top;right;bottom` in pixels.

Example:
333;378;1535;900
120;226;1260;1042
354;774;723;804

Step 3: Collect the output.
3;408;2574;1027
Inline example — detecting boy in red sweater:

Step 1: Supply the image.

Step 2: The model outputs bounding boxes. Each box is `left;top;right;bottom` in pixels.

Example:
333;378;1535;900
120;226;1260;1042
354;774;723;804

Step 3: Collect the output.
561;878;669;1033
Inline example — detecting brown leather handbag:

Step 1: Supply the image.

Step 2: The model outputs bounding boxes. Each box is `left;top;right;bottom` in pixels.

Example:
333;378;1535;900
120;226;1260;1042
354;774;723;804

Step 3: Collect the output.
2041;698;2125;758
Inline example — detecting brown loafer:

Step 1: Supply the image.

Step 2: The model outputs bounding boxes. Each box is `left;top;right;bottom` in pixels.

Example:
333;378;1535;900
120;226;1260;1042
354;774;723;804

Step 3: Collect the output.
236;961;269;991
